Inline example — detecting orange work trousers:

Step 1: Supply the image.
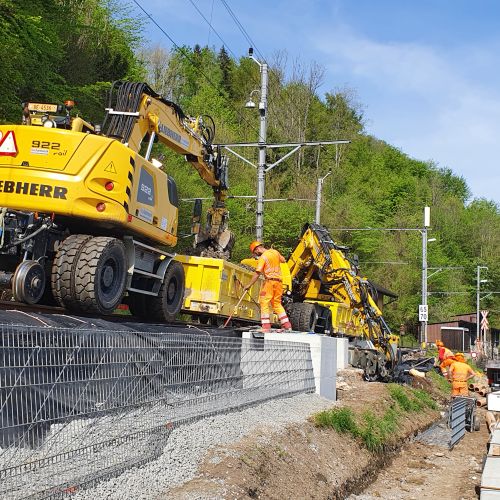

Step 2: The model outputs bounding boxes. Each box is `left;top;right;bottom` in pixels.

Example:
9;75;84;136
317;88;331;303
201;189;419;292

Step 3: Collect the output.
259;280;285;317
451;381;468;396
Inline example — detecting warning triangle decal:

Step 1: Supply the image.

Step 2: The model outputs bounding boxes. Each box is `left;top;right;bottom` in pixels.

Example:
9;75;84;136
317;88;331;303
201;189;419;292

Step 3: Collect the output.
104;161;117;174
0;131;18;157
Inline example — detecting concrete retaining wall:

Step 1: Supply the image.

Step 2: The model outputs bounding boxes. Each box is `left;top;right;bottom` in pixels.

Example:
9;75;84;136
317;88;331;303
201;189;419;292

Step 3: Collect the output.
243;332;346;401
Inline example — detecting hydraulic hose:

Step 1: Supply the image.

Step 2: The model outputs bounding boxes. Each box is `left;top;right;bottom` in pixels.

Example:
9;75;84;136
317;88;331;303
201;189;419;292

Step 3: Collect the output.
1;223;50;250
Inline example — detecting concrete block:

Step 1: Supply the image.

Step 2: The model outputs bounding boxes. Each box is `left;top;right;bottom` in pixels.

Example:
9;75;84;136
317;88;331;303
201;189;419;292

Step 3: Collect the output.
335;337;349;370
243;331;338;400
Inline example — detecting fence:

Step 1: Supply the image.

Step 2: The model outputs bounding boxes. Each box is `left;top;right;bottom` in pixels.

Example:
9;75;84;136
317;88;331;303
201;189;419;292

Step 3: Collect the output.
448;396;468;449
0;324;315;499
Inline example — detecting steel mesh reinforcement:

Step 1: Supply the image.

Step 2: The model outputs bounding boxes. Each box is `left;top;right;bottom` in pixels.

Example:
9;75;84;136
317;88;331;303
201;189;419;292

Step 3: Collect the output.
0;324;315;499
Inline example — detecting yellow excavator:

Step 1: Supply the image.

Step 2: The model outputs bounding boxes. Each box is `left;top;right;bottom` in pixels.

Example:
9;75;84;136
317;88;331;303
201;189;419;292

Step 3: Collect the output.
0;81;232;319
285;223;399;381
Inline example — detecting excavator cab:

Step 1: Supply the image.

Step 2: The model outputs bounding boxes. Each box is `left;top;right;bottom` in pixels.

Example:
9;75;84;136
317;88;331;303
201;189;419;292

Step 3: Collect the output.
22;100;95;133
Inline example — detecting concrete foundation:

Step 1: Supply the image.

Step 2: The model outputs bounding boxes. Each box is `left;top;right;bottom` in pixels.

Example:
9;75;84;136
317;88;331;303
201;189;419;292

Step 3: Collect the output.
335;337;349;371
242;331;346;401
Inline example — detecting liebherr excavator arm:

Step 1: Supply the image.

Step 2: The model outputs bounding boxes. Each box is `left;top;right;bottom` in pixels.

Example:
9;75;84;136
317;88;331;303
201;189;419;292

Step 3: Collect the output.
286;223;398;380
103;81;233;256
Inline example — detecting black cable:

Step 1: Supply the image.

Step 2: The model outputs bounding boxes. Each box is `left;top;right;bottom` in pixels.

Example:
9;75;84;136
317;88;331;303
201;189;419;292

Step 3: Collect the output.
218;0;264;60
187;0;238;59
218;0;308;137
131;0;261;140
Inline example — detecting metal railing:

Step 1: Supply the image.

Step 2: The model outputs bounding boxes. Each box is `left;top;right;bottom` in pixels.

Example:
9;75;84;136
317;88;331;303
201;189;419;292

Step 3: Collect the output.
0;325;315;499
448;396;468;449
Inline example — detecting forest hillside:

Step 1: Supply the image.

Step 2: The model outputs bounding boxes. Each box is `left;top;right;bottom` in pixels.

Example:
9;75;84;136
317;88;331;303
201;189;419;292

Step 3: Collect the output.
0;0;498;333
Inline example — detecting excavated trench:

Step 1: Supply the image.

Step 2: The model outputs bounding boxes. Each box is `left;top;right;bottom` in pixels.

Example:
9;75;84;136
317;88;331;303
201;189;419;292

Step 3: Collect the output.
166;374;448;500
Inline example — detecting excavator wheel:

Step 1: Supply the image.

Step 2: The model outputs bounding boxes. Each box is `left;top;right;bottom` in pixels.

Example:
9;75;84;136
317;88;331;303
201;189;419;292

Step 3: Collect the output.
51;234;92;309
288;302;318;332
72;237;127;315
12;260;46;305
147;261;185;323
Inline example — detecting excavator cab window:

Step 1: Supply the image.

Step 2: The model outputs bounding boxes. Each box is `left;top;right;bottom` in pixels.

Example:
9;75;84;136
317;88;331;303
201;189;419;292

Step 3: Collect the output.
167;176;178;208
191;198;202;235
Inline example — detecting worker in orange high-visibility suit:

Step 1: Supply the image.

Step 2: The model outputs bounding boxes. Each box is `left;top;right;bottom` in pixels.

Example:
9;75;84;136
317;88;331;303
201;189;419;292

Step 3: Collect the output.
440;355;456;378
435;340;454;376
244;241;292;332
437;340;454;363
448;352;476;396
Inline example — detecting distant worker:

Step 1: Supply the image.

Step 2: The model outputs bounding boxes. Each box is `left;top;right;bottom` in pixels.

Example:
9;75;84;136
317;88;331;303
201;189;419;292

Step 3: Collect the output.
435;340;454;375
244;241;292;332
437;340;454;363
440;355;456;378
448;352;476;396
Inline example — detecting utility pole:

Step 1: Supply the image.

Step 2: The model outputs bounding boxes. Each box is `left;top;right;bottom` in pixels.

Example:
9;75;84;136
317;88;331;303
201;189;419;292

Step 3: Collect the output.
315;171;331;224
248;48;268;241
219;49;350;239
420;206;431;345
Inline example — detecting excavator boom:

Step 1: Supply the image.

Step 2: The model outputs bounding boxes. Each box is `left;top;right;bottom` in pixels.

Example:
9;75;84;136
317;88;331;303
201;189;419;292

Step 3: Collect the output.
0;81;233;319
103;81;233;257
286;223;398;380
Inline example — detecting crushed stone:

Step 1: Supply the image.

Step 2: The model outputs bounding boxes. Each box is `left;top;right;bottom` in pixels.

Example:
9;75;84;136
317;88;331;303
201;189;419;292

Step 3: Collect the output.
72;393;334;499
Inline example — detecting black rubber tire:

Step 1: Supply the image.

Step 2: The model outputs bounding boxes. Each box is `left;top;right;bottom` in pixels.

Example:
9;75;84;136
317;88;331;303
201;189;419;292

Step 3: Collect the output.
147;261;185;323
51;234;92;308
41;259;58;306
73;237;127;314
288;302;318;332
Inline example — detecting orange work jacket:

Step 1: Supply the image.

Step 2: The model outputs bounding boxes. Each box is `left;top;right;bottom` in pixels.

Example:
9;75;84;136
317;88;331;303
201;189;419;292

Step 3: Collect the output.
440;357;456;374
256;249;285;280
449;360;475;383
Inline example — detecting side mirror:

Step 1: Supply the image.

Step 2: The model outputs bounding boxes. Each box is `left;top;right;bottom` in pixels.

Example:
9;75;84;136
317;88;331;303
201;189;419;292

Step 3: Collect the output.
191;198;202;235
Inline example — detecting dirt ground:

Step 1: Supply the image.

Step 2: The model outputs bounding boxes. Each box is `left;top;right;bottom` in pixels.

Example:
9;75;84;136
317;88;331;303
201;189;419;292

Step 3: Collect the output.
349;416;489;500
165;368;491;500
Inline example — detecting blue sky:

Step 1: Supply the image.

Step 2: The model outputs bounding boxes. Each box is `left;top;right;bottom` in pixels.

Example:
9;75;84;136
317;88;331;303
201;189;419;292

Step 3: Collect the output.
130;0;500;203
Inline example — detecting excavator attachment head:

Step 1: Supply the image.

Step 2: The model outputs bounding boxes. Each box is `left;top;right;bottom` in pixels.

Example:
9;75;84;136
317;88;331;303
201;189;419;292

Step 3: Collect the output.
194;228;235;259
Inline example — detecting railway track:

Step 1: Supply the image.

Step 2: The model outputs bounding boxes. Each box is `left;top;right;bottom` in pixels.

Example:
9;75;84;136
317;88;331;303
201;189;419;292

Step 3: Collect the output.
0;298;261;334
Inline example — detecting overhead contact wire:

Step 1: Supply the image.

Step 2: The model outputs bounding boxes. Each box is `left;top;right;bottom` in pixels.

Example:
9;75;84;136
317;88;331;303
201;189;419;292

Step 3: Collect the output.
131;0;261;139
187;0;237;59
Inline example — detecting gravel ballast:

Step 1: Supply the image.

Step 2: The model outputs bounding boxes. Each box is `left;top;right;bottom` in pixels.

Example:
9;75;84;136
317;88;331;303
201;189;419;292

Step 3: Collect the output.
72;393;334;499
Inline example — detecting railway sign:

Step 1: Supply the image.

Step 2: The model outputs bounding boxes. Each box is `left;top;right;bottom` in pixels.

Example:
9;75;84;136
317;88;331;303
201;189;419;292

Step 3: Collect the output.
481;310;489;331
419;304;428;322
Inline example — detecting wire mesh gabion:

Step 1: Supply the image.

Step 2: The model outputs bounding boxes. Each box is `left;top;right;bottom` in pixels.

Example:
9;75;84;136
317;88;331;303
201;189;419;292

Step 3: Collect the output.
0;324;315;499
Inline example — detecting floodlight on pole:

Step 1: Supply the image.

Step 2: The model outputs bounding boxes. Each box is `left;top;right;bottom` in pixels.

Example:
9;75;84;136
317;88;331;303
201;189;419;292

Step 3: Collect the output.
245;89;259;109
421;206;431;345
245;49;268;240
